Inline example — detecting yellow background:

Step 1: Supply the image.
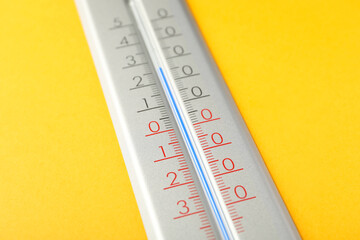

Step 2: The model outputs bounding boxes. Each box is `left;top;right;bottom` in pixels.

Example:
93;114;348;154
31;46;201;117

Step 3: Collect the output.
1;0;359;239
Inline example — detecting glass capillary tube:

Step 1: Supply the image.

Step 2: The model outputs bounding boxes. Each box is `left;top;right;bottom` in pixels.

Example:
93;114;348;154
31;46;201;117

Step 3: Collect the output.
128;0;238;239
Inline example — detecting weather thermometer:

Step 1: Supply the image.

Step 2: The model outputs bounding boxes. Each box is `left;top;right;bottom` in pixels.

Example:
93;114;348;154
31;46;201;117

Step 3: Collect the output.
75;0;300;239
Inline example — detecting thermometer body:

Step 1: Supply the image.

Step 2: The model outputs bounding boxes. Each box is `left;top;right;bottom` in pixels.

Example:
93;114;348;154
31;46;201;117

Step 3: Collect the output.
76;0;300;239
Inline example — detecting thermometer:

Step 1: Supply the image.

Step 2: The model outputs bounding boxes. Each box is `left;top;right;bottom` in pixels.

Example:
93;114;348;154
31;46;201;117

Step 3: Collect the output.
75;0;301;239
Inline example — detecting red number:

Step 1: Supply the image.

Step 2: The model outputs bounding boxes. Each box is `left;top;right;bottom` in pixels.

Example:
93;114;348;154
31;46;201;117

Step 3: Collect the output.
166;172;179;186
211;132;223;144
222;158;235;171
149;121;160;132
159;146;166;157
177;200;190;214
234;185;247;199
201;109;213;120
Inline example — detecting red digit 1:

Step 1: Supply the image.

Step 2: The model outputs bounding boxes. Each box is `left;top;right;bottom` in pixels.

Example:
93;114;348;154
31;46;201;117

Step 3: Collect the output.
159;146;166;157
201;109;212;120
222;158;235;171
166;172;179;186
177;200;190;214
211;132;223;144
149;121;160;132
234;185;247;199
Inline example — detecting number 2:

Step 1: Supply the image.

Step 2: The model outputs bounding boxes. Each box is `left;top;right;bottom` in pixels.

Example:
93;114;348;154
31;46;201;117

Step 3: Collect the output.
133;76;142;86
166;172;179;186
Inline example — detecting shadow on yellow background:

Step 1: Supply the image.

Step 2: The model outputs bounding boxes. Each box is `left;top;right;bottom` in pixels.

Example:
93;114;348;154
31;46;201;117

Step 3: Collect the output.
0;0;359;239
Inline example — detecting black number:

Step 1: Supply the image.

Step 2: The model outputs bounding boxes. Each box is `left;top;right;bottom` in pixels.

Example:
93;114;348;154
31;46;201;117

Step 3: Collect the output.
157;8;168;18
173;45;184;55
182;65;193;75
113;17;122;28
126;55;136;66
120;36;128;45
191;86;203;97
133;76;142;87
142;98;149;108
165;26;176;36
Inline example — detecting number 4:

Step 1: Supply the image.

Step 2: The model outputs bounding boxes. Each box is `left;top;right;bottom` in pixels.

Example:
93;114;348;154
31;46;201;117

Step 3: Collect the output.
120;36;128;45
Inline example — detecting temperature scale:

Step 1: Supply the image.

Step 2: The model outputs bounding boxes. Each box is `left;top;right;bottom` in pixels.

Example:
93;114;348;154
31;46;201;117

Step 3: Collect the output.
75;0;301;239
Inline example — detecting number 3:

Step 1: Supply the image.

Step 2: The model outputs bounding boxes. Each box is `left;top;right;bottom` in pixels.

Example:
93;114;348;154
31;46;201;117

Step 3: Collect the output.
177;200;190;214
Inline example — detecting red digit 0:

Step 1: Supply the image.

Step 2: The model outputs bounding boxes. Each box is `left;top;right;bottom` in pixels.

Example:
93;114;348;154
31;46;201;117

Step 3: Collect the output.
149;121;160;132
211;132;223;144
234;185;247;199
222;158;235;171
177;200;190;214
201;109;213;120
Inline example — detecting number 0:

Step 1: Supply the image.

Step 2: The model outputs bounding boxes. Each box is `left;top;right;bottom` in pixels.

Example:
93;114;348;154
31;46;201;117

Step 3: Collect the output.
211;132;223;144
201;109;213;120
149;121;160;132
222;158;235;171
234;185;247;199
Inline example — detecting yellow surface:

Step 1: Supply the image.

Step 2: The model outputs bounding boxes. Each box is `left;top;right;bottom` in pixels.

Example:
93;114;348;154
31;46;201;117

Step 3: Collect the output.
0;0;359;239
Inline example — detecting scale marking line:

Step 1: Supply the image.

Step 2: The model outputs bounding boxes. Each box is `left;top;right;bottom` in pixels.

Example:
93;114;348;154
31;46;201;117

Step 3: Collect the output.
116;42;140;49
145;129;173;137
154;154;183;163
166;52;191;59
151;15;174;22
193;118;221;125
173;210;205;220
200;225;211;230
163;181;194;190
175;73;200;80
122;62;148;69
189;195;200;199
159;33;182;40
214;169;244;177
220;187;231;192
109;23;133;30
129;83;156;90
208;159;219;164
188;110;197;114
184;95;210;102
232;217;243;221
203;142;232;150
137;105;164;113
226;196;257;206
